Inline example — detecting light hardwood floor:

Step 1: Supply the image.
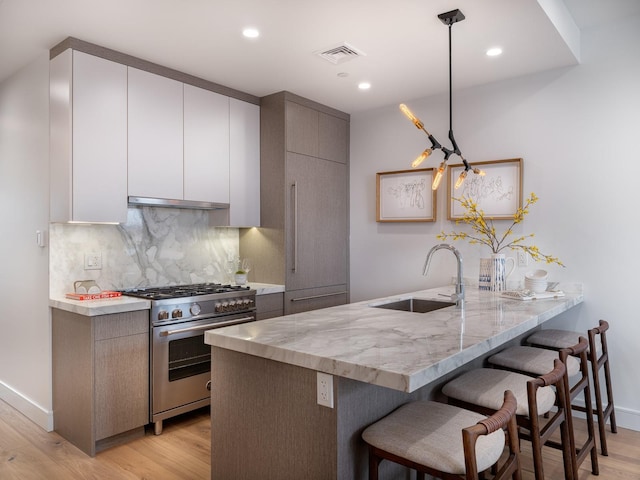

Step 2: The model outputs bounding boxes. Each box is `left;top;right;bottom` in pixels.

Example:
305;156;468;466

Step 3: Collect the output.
1;399;639;479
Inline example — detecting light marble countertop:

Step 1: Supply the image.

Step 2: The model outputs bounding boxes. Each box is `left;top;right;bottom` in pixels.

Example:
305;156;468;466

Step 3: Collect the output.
50;282;284;316
49;295;151;316
243;282;285;295
205;286;583;393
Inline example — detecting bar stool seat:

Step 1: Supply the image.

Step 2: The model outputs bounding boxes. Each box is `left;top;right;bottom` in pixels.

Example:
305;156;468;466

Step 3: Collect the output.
488;346;580;377
361;392;521;480
442;368;556;417
527;320;617;456
527;329;601;357
487;338;599;477
443;360;573;480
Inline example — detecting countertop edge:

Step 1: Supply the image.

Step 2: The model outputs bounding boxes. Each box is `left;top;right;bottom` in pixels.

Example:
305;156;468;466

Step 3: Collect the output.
50;296;151;316
49;282;283;316
205;288;584;393
247;283;285;295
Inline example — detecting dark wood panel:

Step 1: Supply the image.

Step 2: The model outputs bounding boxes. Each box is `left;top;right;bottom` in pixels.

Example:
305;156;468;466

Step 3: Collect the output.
284;284;348;315
211;347;338;479
95;333;149;440
52;309;95;456
94;310;148;340
319;112;349;164
285;100;319;156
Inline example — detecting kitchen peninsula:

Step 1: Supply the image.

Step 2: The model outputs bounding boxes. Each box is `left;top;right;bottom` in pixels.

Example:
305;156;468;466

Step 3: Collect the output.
205;285;583;479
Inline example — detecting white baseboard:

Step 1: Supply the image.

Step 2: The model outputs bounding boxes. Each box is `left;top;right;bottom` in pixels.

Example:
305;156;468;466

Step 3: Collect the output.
0;380;53;431
571;396;640;432
614;406;640;432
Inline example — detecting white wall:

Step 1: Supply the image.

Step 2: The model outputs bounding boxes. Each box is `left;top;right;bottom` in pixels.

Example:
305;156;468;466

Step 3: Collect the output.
350;15;640;429
0;53;52;429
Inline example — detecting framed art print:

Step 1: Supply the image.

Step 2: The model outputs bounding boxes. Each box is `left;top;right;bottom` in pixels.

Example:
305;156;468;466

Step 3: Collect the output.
447;158;523;220
376;168;436;222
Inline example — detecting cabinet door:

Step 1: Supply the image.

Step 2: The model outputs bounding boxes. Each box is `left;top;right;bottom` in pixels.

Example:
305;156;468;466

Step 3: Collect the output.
94;332;149;440
285;101;318;156
50;50;128;223
128;67;183;200
184;84;230;203
229;98;260;226
286;153;348;290
319;112;348;164
284;285;348;315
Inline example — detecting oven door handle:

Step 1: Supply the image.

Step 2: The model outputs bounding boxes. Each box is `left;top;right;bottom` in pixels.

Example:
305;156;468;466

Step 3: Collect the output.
159;316;255;337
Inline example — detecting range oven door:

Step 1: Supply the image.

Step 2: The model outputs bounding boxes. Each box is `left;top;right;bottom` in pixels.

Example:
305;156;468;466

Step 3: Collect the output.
151;312;255;420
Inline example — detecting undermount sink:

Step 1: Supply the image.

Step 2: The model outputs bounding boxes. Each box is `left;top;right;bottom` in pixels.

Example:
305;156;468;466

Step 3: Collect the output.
371;298;455;313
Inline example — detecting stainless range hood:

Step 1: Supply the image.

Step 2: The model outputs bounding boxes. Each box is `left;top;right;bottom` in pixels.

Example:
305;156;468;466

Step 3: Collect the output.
128;196;230;210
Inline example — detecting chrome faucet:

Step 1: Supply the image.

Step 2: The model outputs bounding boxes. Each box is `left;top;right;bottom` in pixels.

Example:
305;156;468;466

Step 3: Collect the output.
423;243;464;307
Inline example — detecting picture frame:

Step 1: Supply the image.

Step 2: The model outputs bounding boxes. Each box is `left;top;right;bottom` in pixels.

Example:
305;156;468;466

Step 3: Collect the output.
447;158;523;220
376;168;436;222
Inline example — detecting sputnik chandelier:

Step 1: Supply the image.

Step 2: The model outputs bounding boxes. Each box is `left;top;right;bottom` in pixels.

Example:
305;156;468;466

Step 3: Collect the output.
400;9;484;190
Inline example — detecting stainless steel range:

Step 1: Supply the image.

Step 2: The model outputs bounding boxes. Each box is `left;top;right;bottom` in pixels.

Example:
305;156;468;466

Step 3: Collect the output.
120;283;256;434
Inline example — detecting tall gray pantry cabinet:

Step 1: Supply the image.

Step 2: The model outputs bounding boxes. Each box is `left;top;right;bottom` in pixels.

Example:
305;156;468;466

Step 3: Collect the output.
245;91;349;314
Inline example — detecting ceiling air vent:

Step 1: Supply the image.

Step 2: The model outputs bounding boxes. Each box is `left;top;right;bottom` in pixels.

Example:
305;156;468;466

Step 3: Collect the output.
315;42;366;65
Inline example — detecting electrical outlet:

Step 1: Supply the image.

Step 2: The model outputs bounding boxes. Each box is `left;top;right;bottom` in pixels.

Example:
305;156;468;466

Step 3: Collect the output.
316;372;334;408
84;252;102;270
517;250;528;267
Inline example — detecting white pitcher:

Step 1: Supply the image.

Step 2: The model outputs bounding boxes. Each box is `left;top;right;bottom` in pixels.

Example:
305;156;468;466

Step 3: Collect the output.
479;254;515;291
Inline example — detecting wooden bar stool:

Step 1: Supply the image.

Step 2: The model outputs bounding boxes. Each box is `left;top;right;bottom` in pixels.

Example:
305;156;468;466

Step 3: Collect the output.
526;320;617;455
487;337;599;478
361;390;521;480
442;359;573;480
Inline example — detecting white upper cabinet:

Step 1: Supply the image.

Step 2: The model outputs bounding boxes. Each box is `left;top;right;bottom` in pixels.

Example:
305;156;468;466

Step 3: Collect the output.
127;67;184;200
50;50;128;223
229;98;260;226
184;85;230;204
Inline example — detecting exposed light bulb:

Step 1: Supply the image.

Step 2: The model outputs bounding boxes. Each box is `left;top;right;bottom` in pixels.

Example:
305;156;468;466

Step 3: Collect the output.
432;162;446;190
411;148;432;168
399;104;423;129
486;47;502;57
455;170;467;189
473;167;485;176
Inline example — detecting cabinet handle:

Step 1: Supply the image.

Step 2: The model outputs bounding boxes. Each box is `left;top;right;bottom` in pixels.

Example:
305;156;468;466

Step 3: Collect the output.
291;182;298;273
159;316;255;336
290;291;348;302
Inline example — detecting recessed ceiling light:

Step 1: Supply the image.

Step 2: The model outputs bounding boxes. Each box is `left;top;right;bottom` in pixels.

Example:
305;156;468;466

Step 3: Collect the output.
242;27;260;39
486;47;502;57
358;82;371;90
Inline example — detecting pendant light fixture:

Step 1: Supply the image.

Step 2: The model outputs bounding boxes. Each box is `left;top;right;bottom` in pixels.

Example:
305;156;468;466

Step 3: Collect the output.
400;9;484;190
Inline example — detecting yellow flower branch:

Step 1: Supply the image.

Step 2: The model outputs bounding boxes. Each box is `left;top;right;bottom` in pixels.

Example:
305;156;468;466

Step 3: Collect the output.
437;193;565;266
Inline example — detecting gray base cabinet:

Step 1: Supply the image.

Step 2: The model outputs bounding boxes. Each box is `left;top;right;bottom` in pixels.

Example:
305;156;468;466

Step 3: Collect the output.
246;91;349;314
52;308;149;456
255;293;284;320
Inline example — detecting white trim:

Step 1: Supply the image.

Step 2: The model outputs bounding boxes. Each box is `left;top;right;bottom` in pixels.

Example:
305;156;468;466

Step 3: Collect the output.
0;380;54;432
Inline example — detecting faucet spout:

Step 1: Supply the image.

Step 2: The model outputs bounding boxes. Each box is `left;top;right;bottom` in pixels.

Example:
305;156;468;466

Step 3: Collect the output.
423;243;464;306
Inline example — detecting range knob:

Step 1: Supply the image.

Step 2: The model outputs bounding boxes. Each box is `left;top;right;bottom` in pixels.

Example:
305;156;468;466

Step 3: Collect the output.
190;303;201;316
214;302;224;313
228;301;237;311
158;310;169;321
171;309;183;319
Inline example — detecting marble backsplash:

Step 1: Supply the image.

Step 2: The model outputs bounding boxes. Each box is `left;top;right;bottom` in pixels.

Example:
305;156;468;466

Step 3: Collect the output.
50;207;239;297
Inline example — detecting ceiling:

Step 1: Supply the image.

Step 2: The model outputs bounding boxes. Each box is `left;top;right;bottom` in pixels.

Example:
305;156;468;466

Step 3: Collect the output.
1;0;639;114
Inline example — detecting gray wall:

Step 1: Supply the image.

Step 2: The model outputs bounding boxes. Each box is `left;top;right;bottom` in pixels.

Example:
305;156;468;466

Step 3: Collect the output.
0;53;51;428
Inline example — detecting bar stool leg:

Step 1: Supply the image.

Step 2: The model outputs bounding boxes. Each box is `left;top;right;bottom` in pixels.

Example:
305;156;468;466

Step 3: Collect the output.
589;320;617;456
560;341;599;477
